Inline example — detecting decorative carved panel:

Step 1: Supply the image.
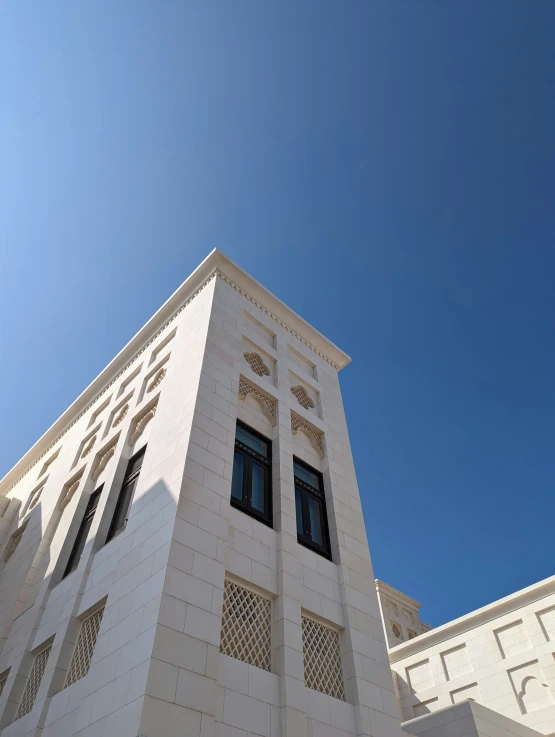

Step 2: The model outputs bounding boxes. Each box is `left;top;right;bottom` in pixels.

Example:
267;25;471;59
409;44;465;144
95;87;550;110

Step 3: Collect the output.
238;376;276;424
291;411;324;457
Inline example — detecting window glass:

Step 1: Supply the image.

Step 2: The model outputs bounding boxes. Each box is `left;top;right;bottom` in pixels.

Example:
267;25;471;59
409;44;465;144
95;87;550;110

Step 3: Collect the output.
251;463;265;512
236;425;268;457
231;423;272;526
107;448;145;542
64;488;102;577
127;452;145;476
231;451;244;500
308;496;323;546
293;457;330;559
295;487;304;537
293;461;320;490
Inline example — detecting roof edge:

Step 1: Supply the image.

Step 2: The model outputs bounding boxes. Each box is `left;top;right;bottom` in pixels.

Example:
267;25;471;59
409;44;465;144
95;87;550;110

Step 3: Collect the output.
388;573;555;663
1;250;350;495
375;579;423;611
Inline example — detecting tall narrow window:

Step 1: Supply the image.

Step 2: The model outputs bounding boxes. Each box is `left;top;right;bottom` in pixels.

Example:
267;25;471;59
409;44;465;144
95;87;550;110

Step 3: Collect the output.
63;488;103;578
294;458;331;559
231;422;272;526
106;447;145;542
16;645;51;719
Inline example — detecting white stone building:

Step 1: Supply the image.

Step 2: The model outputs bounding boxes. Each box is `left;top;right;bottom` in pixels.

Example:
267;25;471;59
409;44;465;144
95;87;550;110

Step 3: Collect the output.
376;581;432;650
385;575;555;736
0;251;402;737
2;248;552;737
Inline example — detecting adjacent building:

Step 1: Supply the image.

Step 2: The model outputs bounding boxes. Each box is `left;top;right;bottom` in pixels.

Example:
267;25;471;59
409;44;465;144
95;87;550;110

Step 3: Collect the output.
0;251;401;737
385;575;555;736
376;580;432;650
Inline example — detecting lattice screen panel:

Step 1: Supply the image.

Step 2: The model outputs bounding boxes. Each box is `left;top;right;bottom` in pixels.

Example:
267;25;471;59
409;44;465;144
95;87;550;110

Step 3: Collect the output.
16;646;51;719
244;352;271;377
4;522;28;562
290;385;315;409
291;412;325;457
147;367;166;393
238;376;276;423
113;403;129;427
130;401;158;445
81;435;97;458
302;616;344;700
220;580;271;671
0;676;7;698
65;607;105;687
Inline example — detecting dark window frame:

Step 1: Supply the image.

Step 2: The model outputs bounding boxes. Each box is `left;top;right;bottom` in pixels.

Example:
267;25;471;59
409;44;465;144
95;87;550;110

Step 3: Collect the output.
231;421;273;527
294;457;332;560
106;447;146;543
63;487;103;578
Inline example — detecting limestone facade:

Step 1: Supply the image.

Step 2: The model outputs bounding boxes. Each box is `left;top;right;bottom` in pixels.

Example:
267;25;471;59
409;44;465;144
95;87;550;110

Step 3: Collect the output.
386;575;555;736
0;251;402;737
376;581;432;649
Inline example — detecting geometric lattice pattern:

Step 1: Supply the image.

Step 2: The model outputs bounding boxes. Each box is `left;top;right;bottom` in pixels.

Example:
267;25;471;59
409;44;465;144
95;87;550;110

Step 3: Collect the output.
0;675;7;698
91;438;118;481
113;403;129;427
28;485;44;511
38;448;60;478
65;607;105;687
59;472;83;511
4;522;28;563
291;411;325;458
16;646;51;719
220;580;271;672
238;376;276;424
290;384;315;409
244;352;270;377
302;616;344;700
81;435;97;458
147;367;167;393
130;401;158;445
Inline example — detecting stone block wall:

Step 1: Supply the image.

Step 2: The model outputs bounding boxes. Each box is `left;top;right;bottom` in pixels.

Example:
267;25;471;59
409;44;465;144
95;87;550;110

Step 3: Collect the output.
0;252;402;737
389;576;555;735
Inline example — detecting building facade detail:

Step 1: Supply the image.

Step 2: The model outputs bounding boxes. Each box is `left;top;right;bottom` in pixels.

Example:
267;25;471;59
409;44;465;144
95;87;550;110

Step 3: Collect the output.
238;375;276;423
91;437;118;480
220;579;272;672
290;384;315;409
244;351;271;377
112;402;129;427
381;575;555;737
65;607;104;687
0;252;401;737
302;615;345;701
80;435;96;458
58;471;83;510
291;410;325;457
129;400;158;445
146;367;166;393
1;250;551;737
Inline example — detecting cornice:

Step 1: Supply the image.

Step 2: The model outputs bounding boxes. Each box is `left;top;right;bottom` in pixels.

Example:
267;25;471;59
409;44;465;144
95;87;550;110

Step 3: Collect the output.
376;579;423;611
388;573;555;664
0;271;217;496
1;250;350;495
217;271;346;370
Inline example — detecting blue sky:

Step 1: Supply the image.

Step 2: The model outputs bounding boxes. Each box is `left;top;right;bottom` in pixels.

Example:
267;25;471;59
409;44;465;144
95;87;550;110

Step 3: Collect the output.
1;2;554;626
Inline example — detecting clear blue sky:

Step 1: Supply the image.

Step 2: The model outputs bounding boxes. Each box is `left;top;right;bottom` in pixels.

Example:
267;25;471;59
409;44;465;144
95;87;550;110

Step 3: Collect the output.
1;2;554;627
